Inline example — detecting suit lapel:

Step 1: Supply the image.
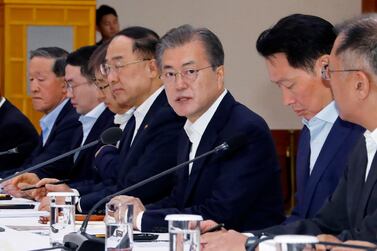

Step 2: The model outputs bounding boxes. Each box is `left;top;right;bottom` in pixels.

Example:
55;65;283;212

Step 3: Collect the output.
182;93;234;204
301;118;350;216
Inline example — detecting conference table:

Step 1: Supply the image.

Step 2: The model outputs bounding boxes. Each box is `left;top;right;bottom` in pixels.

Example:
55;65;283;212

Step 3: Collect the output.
0;197;169;251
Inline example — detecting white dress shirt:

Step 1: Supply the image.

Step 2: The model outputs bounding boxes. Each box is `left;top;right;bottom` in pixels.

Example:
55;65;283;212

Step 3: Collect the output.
136;89;228;231
39;99;69;146
132;86;164;145
302;101;338;174
363;128;377;181
114;108;136;131
0;97;5;108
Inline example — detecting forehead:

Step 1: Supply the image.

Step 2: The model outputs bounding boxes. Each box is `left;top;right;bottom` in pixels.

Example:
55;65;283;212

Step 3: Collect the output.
161;40;209;67
100;14;117;24
106;36;135;61
65;64;82;79
265;53;304;81
29;56;54;71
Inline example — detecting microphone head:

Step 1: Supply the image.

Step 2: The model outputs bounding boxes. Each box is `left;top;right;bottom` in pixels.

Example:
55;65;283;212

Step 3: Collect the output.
100;127;123;144
225;132;251;152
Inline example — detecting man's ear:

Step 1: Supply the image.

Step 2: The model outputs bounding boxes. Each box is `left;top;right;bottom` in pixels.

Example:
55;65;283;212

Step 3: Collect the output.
216;65;225;88
354;70;371;100
316;54;330;74
147;59;159;78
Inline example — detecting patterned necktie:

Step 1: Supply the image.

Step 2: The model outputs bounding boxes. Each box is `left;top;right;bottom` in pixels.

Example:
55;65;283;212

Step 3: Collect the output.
120;115;136;155
296;125;311;196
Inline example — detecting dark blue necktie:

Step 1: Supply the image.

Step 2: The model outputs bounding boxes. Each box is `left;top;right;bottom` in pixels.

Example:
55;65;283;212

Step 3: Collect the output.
296;125;311;199
119;115;136;156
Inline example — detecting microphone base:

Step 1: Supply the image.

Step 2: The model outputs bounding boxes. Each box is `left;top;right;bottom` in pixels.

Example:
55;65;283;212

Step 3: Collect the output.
63;231;104;251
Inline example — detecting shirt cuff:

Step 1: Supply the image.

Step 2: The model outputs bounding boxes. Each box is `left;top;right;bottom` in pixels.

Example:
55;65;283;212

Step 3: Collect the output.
136;211;144;231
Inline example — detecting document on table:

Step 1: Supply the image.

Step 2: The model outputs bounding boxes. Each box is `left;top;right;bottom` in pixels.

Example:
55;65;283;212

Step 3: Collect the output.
0;209;49;218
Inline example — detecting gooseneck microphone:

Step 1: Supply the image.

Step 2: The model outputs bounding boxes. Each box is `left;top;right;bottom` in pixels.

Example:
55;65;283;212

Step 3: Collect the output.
0;127;122;184
63;132;250;251
0;147;18;156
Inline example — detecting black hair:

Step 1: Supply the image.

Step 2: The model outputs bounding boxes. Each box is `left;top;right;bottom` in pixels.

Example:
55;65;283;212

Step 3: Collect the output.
65;45;97;81
256;14;336;72
96;5;118;26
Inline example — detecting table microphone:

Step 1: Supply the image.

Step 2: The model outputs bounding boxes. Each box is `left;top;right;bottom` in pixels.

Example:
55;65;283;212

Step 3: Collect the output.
0;127;123;184
0;142;36;156
63;132;251;251
0;147;18;156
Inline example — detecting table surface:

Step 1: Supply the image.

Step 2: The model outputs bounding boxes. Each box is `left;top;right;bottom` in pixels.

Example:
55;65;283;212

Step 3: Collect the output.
0;197;169;251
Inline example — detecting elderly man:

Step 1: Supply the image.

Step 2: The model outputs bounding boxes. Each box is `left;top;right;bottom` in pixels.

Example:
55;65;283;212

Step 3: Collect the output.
109;24;285;233
1;47;81;189
201;14;377;251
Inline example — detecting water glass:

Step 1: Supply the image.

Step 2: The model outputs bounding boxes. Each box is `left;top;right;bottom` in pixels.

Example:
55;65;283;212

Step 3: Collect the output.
105;202;134;251
47;192;77;246
165;214;203;251
274;235;318;251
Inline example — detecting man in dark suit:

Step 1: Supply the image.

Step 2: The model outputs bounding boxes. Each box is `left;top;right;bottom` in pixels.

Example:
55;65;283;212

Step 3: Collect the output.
200;15;377;251
1;47;81;189
256;14;364;223
109;25;285;232
0;93;38;172
36;27;184;213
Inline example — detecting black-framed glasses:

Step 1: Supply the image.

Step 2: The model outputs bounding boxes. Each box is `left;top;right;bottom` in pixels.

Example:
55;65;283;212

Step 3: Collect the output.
100;58;151;77
321;64;361;81
159;65;214;84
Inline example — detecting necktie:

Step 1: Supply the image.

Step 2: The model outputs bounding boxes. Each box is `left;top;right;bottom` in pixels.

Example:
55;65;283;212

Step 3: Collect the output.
296;125;311;198
119;115;136;156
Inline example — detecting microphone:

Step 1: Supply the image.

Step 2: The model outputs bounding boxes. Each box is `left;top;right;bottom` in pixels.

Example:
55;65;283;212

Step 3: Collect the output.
0;147;18;156
0;127;122;184
63;132;251;251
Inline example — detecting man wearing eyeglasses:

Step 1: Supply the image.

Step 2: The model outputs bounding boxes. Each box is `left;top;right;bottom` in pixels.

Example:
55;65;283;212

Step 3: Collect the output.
109;24;285;233
4;46;115;200
38;27;185;213
2;47;81;194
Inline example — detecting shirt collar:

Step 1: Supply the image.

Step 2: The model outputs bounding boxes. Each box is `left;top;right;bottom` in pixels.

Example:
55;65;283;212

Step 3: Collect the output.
302;101;338;127
40;99;68;130
114;107;136;125
133;86;164;127
0;97;5;108
364;128;377;146
184;89;227;143
79;102;106;122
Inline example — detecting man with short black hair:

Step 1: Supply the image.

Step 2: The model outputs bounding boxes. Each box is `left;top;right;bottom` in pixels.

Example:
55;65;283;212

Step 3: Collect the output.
96;5;120;46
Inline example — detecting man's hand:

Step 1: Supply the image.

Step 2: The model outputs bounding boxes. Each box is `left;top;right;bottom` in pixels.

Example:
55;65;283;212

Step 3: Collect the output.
332;240;377;251
201;230;247;251
316;234;342;251
38;196;50;211
200;220;220;233
32;178;73;201
2;173;40;198
109;195;145;229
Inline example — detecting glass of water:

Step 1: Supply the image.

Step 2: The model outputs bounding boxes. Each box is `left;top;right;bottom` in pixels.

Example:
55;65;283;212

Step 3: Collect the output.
47;192;77;246
165;214;203;251
105;202;134;251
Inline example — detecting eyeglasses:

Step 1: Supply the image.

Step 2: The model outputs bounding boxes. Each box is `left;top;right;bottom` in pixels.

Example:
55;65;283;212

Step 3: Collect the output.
159;65;214;84
321;64;360;81
100;58;150;77
94;79;110;91
65;80;88;92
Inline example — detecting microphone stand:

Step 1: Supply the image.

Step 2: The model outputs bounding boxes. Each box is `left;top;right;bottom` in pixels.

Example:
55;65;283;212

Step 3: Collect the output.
0;148;18;156
63;142;230;251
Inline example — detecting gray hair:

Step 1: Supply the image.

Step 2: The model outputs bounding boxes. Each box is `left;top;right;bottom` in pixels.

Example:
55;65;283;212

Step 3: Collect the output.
335;14;377;76
156;24;224;70
30;47;68;77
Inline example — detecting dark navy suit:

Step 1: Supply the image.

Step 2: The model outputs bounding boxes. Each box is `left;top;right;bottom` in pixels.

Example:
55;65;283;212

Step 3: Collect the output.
141;92;285;232
36;107;115;181
77;90;185;212
286;118;364;223
0;99;39;173
11;101;81;178
253;136;377;243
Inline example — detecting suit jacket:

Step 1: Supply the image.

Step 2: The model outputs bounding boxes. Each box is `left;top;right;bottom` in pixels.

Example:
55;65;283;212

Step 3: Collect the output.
78;91;185;212
36;107;115;181
0;99;39;172
141;92;285;233
286;118;364;223
9;101;81;178
254;136;377;242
